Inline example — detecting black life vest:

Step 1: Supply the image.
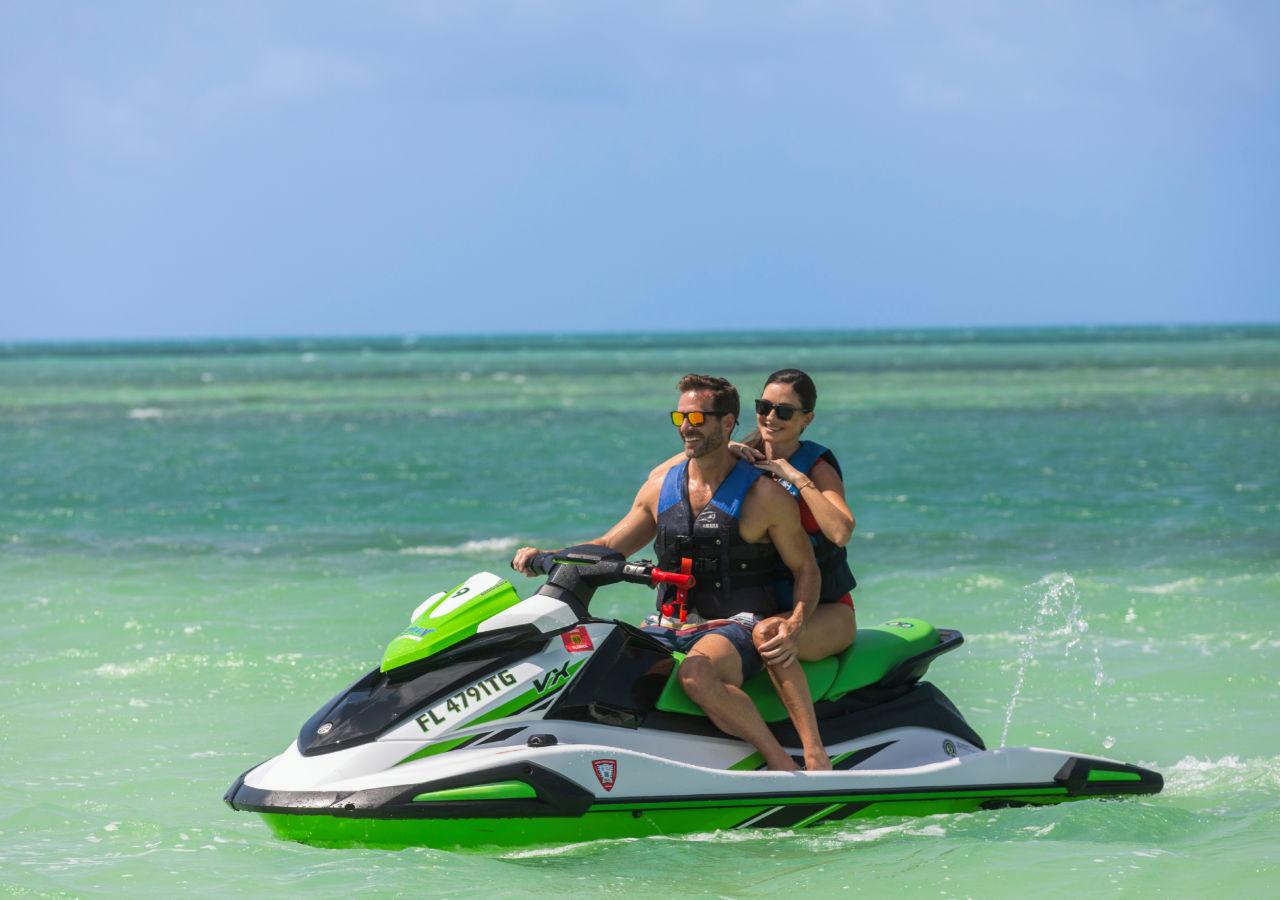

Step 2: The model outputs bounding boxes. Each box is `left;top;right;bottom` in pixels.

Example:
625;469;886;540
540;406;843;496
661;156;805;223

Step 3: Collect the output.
774;440;857;602
653;458;781;620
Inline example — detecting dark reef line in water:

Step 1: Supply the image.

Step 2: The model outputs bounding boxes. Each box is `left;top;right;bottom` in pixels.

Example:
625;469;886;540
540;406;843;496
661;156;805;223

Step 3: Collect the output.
4;324;1279;361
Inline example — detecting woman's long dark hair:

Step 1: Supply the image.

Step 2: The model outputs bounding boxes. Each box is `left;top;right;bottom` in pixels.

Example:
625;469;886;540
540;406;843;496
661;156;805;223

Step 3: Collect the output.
743;368;818;451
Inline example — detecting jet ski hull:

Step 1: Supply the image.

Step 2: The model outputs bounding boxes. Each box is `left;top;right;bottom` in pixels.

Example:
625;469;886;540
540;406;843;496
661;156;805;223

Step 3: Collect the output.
226;736;1162;850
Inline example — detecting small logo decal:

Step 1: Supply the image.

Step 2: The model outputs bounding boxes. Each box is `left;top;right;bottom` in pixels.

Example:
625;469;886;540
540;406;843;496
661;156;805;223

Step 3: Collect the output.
562;626;594;653
886;620;915;629
317;722;333;736
943;740;957;758
533;662;570;694
592;758;617;792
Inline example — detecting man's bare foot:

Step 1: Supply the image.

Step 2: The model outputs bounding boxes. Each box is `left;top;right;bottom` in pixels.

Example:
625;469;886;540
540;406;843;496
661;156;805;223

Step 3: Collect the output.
765;753;801;772
804;749;832;771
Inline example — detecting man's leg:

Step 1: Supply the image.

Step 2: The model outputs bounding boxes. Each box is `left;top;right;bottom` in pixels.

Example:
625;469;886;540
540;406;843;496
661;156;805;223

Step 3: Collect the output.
753;617;831;771
678;633;799;772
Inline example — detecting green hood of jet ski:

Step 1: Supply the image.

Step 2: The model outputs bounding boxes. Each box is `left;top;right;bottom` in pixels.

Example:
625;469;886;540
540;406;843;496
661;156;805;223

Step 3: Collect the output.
380;573;525;673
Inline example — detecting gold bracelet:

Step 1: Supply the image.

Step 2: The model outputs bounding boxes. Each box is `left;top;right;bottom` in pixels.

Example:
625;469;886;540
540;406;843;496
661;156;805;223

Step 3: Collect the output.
797;478;815;491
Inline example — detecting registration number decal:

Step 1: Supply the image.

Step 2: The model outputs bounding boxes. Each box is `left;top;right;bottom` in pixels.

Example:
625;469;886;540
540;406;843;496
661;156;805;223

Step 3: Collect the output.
415;669;519;734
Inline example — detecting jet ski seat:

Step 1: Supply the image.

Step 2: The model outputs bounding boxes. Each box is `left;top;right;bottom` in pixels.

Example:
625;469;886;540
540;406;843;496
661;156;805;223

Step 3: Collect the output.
655;618;954;722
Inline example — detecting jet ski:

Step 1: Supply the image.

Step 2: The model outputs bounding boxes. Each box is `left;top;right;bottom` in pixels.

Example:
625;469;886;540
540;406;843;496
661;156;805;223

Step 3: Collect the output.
224;545;1162;850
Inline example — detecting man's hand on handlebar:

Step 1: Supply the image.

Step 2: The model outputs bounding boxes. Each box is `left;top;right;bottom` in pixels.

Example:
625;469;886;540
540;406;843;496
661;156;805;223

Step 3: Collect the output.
510;547;696;593
510;546;546;577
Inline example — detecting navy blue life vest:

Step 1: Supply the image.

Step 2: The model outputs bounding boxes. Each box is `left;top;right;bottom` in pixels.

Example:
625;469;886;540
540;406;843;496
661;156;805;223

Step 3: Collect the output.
653;458;781;620
773;440;857;603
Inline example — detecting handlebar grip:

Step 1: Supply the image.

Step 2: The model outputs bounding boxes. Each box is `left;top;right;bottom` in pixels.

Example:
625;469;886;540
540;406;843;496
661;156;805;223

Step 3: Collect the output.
530;552;559;576
511;551;560;576
650;569;696;590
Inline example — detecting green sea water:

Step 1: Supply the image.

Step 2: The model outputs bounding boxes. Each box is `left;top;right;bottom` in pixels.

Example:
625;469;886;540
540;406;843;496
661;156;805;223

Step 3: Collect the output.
2;326;1278;897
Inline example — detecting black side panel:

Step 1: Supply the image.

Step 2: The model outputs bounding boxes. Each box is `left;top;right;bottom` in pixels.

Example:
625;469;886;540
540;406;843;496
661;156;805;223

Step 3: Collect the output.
1054;757;1164;796
641;710;732;739
811;802;871;823
227;761;596;820
771;682;987;750
834;741;896;770
741;804;831;829
545;627;675;728
637;685;985;752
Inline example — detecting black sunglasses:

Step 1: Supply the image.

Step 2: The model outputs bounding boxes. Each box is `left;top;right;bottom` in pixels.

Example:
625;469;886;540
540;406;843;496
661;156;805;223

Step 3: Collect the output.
754;399;811;420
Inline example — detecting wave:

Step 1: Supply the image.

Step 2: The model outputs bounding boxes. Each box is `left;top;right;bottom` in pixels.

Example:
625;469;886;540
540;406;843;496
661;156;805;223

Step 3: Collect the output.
967;631;1280;651
1131;578;1203;595
94;652;250;678
1162;754;1280;795
399;537;521;557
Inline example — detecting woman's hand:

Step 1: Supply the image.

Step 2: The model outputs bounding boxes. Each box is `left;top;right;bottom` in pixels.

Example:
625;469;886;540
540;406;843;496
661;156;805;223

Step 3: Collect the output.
754;457;803;485
730;441;765;463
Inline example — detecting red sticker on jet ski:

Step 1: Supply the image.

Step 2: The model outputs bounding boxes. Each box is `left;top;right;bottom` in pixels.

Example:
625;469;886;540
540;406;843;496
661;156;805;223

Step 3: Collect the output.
562;626;594;653
592;758;617;792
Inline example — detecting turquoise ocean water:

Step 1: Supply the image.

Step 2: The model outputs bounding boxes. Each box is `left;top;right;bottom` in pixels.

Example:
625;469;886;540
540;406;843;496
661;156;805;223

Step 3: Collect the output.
2;326;1277;896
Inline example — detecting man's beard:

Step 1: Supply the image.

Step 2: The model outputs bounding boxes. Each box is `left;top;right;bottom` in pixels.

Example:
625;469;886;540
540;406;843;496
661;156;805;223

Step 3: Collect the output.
684;425;726;459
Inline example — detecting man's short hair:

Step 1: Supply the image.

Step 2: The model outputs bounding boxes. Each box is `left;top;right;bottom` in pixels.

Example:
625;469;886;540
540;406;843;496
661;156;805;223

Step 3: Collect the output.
677;373;740;420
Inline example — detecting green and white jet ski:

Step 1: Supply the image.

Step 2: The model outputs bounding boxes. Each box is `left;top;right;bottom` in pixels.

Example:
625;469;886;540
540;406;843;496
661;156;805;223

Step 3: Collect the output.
224;545;1162;850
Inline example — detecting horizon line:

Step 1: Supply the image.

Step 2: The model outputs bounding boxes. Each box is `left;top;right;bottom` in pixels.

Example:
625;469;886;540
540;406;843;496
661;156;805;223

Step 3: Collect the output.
5;320;1279;348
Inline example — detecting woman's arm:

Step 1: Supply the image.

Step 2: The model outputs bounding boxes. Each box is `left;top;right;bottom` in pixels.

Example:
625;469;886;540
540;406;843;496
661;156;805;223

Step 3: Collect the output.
757;457;854;546
803;459;855;545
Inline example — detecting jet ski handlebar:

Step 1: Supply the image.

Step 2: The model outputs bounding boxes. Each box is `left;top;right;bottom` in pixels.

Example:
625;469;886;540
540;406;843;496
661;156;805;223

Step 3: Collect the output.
524;544;695;602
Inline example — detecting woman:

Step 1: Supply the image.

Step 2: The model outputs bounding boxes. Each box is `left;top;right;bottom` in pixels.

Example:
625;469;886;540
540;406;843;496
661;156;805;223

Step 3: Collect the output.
738;369;856;772
744;368;857;660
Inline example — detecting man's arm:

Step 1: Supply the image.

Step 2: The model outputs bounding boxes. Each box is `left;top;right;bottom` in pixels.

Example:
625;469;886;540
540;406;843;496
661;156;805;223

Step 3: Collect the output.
754;481;820;667
591;476;660;556
511;475;660;575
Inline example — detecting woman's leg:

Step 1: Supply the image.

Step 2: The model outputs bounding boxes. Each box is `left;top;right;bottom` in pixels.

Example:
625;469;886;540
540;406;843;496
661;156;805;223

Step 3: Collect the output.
752;617;832;771
797;602;856;662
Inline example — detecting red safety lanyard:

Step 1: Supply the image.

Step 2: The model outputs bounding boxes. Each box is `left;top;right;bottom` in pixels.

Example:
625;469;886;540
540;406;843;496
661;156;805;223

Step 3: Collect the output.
661;556;694;624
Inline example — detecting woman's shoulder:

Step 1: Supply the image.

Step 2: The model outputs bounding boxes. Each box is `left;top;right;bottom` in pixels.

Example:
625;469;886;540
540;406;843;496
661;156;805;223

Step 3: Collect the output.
810;451;845;484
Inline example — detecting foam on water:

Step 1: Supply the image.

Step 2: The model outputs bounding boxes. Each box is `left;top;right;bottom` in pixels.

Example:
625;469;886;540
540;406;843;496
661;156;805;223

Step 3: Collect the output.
1131;578;1204;595
398;537;521;556
1163;754;1280;795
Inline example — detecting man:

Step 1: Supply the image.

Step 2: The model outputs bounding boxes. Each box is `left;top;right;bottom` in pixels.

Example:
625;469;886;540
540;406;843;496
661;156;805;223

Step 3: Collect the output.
512;374;825;771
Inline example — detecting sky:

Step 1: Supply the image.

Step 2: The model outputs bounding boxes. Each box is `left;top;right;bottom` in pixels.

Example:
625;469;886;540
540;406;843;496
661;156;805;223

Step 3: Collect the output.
1;1;1277;340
